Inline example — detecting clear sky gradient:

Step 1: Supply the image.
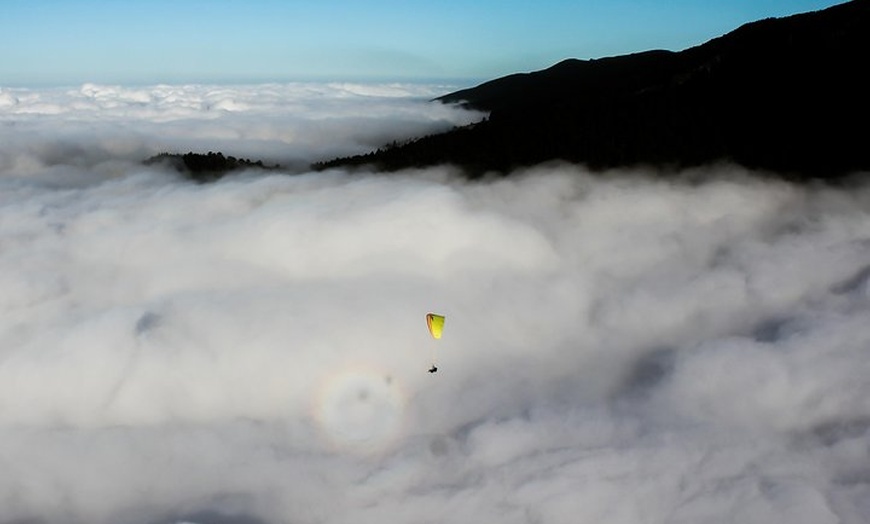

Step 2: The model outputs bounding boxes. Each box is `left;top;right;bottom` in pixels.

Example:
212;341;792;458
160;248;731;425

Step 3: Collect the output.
1;0;846;86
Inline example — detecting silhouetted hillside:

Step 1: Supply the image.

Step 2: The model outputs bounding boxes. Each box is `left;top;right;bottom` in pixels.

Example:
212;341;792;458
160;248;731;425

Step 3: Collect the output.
316;0;870;179
146;152;279;182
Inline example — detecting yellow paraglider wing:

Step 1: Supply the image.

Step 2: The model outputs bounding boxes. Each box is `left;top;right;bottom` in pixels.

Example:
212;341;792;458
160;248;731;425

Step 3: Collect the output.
426;313;445;339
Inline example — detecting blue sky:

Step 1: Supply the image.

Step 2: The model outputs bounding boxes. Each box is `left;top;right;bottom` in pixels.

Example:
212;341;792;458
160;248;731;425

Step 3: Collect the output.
1;0;846;86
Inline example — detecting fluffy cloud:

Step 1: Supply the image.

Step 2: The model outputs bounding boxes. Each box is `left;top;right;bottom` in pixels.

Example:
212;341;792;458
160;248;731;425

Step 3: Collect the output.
0;82;482;179
1;85;869;524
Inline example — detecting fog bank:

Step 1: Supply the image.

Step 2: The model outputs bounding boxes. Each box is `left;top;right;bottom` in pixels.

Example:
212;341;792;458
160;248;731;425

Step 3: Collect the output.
1;84;869;524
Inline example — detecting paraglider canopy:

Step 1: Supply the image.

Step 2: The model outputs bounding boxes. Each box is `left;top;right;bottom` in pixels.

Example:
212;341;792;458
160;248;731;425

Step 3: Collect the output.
426;313;445;339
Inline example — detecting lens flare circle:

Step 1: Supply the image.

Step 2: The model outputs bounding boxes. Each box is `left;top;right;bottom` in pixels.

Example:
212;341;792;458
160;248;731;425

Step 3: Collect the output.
315;367;406;452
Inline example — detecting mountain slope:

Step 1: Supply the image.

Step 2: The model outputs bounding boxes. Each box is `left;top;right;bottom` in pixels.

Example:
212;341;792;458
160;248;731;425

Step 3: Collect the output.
316;0;870;179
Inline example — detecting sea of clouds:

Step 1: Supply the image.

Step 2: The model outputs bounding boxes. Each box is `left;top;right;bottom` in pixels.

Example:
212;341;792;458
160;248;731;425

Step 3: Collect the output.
1;82;870;524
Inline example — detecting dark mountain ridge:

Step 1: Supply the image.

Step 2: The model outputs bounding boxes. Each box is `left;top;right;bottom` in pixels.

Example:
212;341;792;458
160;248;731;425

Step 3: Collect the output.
316;0;870;179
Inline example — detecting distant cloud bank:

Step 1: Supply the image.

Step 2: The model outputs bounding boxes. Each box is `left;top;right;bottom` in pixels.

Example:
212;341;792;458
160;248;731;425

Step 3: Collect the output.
0;82;483;180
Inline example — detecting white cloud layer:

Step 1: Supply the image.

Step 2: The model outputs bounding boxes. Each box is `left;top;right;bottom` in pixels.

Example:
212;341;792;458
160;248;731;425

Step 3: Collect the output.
0;82;482;180
2;84;870;524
